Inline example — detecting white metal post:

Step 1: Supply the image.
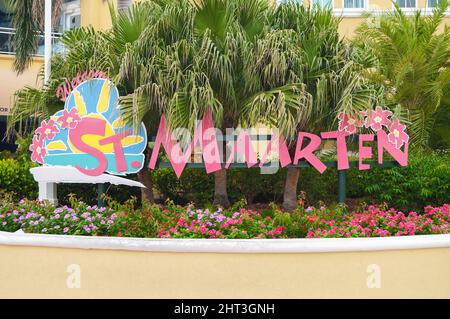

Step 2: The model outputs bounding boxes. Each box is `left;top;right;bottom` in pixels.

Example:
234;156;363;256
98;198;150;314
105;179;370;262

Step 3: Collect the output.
40;0;55;204
44;0;52;83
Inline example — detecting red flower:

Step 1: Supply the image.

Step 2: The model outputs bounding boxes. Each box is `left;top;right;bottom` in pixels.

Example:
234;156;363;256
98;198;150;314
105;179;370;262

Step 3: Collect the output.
57;108;81;129
365;106;392;131
35;119;59;140
29;135;46;164
306;216;315;223
388;118;409;149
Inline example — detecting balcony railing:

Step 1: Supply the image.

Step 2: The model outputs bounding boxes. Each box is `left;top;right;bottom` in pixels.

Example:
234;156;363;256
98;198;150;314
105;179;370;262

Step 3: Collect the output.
0;27;63;56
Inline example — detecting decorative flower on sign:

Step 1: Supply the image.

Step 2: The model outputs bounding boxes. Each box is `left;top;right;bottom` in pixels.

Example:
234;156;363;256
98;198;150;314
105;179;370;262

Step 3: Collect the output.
388;118;409;149
29;136;46;164
35;119;59;140
338;113;358;134
364;106;392;131
57;108;81;129
338;111;366;134
337;106;408;150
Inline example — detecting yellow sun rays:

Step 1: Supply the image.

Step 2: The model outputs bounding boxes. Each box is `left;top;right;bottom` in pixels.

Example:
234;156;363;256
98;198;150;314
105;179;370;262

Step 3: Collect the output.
74;89;87;116
96;80;111;113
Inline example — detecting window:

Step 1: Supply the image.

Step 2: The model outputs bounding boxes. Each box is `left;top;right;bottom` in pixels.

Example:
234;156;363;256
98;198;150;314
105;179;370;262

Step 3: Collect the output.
396;0;416;8
118;0;133;11
0;0;13;28
312;0;333;8
59;0;81;33
0;0;15;54
427;0;442;7
344;0;365;9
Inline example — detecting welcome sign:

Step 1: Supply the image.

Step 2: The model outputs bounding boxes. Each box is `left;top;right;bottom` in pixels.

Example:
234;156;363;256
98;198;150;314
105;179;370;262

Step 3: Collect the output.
30;79;409;180
30;79;147;176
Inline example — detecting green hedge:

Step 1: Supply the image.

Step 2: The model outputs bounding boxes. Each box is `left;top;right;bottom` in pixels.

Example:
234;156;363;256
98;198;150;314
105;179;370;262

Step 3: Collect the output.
347;151;450;210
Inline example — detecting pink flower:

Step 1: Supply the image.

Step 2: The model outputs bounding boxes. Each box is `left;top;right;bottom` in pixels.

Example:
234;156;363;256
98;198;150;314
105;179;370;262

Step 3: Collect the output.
57;108;81;129
338;112;357;134
388;118;409;149
35;120;59;140
365;106;392;131
177;217;187;227
29;135;46;164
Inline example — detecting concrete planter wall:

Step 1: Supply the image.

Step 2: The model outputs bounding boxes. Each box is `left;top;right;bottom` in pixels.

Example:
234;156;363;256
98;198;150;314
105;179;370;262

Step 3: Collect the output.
0;232;449;298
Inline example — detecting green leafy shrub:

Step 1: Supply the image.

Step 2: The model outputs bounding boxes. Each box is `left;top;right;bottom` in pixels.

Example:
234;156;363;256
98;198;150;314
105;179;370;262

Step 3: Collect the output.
152;168;286;206
348;151;450;210
0;158;37;200
152;168;215;205
57;182;141;206
228;169;286;204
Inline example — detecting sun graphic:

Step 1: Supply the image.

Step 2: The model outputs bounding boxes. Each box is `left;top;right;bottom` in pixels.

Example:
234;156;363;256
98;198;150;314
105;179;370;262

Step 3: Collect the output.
31;79;147;175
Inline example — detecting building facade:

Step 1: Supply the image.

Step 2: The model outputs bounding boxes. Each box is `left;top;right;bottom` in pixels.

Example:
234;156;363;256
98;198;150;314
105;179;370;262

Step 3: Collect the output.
0;0;448;122
278;0;450;37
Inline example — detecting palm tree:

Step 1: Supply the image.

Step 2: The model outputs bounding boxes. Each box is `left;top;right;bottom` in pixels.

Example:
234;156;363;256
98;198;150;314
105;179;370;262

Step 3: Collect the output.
352;1;450;149
119;0;323;208
118;0;229;204
189;0;272;207
254;2;377;211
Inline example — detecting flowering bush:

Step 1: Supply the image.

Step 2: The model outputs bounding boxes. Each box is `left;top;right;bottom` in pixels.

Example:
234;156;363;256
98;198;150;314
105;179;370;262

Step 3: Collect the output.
305;204;449;238
0;199;119;236
158;207;286;239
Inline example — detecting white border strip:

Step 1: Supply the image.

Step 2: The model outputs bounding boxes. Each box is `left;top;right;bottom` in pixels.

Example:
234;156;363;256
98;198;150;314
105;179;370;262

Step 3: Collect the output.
0;231;449;254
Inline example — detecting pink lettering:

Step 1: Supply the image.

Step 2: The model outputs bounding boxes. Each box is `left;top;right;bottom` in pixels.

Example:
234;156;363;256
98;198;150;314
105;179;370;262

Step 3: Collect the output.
293;132;327;173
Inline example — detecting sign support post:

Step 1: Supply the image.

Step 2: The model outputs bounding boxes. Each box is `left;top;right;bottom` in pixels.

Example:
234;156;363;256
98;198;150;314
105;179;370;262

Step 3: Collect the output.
97;183;105;208
338;170;346;204
38;181;57;205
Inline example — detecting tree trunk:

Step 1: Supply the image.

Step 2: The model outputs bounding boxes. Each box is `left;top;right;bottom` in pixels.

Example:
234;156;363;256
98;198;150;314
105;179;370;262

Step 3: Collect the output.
282;167;300;211
213;169;230;208
137;149;153;204
137;167;154;204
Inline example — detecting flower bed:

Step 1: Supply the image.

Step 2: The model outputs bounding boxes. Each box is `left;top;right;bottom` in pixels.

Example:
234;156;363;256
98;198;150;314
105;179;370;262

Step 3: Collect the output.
0;197;448;239
305;205;449;238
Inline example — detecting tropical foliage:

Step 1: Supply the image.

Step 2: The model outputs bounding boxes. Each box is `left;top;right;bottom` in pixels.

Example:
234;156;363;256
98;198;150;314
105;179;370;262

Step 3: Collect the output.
353;1;450;149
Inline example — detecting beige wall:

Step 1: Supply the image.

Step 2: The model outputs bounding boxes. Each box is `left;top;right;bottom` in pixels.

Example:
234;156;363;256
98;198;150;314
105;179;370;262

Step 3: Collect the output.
0;245;448;298
0;55;43;116
339;17;366;38
80;0;114;31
